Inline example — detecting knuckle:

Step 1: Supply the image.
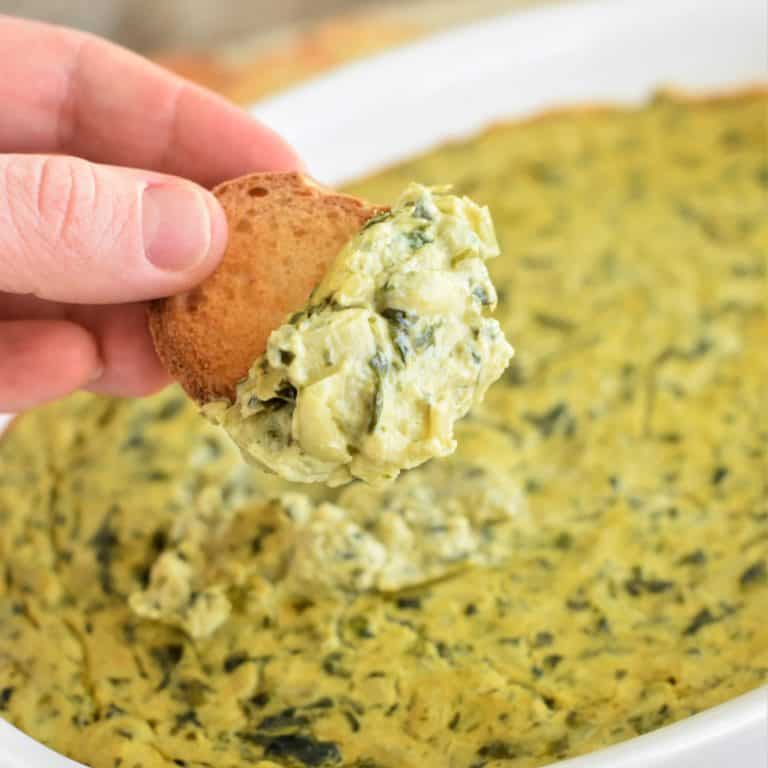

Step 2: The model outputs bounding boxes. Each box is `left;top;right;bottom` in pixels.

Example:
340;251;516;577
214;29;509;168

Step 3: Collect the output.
1;155;94;247
35;156;95;245
0;155;99;294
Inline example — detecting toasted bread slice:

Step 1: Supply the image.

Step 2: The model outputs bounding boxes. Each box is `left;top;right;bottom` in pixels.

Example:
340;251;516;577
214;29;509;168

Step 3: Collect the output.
149;172;386;403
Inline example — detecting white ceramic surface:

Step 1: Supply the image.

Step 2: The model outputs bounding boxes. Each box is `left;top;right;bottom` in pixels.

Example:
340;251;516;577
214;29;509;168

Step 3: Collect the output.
2;0;767;765
254;0;768;187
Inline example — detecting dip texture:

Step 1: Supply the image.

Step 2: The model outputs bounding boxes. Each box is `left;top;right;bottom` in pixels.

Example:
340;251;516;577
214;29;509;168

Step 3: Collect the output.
204;183;512;486
0;91;766;768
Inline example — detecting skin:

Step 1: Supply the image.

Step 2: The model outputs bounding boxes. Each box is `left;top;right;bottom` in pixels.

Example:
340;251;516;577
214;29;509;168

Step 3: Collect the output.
0;16;301;412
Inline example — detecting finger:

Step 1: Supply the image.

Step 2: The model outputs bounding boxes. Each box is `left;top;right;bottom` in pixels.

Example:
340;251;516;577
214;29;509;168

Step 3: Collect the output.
0;16;301;187
79;304;172;398
0;298;172;398
0;320;100;411
0;154;227;304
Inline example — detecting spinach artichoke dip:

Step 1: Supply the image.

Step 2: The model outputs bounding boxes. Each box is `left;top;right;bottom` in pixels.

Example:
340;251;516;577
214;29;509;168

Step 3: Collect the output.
0;91;767;768
204;183;513;487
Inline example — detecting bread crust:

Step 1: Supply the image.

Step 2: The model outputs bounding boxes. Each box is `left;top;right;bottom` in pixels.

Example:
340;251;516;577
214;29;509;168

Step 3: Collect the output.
148;172;385;403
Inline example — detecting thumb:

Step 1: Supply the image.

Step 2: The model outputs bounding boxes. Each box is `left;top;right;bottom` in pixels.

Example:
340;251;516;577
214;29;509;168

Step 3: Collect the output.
0;154;227;304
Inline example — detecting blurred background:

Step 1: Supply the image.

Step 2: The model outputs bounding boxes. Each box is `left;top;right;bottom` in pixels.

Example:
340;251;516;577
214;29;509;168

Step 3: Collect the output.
3;0;389;52
1;0;543;103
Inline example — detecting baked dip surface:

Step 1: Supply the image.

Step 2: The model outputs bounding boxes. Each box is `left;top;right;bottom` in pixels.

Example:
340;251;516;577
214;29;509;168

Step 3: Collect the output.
0;91;766;768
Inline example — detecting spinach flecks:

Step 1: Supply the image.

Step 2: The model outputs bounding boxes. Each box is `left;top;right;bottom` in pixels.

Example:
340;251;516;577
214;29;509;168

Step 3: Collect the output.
393;332;410;362
405;229;433;250
473;285;493;306
0;687;15;711
156;398;185;421
534;313;576;333
368;352;389;432
523;402;571;438
251;383;297;413
275;383;298;403
414;325;436;351
683;608;719;636
477;740;520;759
381;307;416;363
739;561;766;587
362;210;393;230
413;200;435;220
380;308;415;328
223;652;250;673
624;567;675;597
151;644;184;691
370;351;389;377
264;734;342;766
89;513;120;596
257;709;310;731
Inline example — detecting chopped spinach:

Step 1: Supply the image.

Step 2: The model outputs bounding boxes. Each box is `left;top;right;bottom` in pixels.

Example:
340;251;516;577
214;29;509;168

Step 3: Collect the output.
263;734;342;766
683;608;718;636
413;324;436;350
172;709;202;734
624;567;675;597
343;710;361;732
249;691;270;709
362;210;393;230
368;351;389;432
523;402;571;438
89;512;120;596
223;652;250;673
533;313;575;332
257;708;310;731
677;549;707;566
404;229;433;250
305;697;334;710
322;652;352;679
156;398;186;420
413;200;434;220
150;644;184;691
0;687;15;711
477;740;520;759
739;560;766;587
532;631;554;648
347;615;375;639
472;285;493;306
381;307;416;362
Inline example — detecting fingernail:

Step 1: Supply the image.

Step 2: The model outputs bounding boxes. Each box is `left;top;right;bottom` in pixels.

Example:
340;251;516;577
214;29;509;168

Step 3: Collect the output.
89;365;104;383
142;183;223;272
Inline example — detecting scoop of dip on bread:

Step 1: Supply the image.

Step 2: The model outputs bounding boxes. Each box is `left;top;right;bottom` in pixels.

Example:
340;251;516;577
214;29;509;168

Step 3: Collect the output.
204;183;512;486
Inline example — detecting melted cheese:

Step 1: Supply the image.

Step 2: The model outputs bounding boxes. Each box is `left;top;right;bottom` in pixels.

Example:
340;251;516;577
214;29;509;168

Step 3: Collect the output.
205;183;512;486
0;92;766;768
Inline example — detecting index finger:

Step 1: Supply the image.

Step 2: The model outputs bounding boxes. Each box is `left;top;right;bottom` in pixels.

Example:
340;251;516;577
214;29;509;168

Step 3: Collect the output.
0;16;301;187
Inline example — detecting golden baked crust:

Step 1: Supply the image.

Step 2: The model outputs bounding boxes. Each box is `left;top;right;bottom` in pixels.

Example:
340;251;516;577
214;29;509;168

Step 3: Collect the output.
148;172;385;402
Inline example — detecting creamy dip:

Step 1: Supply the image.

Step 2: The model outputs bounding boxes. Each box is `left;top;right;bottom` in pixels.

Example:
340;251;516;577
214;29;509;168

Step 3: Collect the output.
0;91;766;768
204;183;512;486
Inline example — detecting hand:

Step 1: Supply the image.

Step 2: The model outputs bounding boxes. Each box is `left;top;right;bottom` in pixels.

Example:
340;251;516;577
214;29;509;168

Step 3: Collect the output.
0;16;301;412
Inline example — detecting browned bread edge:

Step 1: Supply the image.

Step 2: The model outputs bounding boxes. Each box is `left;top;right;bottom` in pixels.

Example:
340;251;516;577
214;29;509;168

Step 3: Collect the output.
148;171;386;403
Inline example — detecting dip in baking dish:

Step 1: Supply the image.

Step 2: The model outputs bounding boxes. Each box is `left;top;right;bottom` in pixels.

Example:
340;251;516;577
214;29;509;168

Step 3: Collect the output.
0;90;767;768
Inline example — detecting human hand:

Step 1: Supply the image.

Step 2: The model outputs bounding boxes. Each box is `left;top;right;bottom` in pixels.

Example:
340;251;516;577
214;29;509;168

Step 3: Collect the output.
0;16;301;412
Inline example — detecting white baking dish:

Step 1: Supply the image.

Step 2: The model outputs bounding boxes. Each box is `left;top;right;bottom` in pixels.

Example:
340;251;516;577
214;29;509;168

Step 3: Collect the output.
1;0;766;765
